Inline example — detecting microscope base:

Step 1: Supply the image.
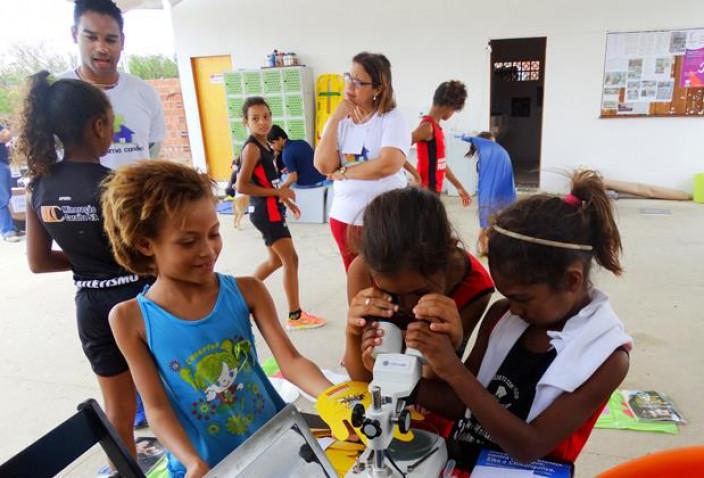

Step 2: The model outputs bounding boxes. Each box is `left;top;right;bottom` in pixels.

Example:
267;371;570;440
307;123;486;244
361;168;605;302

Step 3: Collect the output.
345;429;447;478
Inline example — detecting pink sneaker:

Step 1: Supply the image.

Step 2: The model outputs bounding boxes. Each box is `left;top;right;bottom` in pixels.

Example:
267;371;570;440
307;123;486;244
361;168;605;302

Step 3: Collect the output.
286;311;326;330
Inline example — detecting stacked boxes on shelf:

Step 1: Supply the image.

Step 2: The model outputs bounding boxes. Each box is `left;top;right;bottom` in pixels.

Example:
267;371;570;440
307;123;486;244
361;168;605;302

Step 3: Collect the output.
224;66;315;156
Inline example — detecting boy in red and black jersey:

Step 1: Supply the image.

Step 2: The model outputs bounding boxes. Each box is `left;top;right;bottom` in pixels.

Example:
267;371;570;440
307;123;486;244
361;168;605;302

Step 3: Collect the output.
405;81;471;206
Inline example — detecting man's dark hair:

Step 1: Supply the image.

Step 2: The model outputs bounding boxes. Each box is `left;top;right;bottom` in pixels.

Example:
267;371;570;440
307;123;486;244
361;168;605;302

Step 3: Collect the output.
74;0;124;32
267;124;288;143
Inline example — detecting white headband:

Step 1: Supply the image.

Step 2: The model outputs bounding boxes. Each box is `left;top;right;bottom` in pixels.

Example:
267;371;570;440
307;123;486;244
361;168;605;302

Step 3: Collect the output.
492;225;593;251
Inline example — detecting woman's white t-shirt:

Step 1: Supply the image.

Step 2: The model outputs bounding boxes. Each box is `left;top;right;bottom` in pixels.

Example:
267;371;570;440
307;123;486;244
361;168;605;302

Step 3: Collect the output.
330;108;410;226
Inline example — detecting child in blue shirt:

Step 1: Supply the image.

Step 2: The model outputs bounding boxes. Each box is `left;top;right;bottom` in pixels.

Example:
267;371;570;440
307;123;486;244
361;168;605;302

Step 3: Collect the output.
267;125;327;188
461;132;517;255
102;161;332;477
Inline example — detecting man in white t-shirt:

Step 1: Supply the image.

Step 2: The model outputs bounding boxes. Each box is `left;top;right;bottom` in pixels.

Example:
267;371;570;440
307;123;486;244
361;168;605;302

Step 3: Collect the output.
60;0;165;170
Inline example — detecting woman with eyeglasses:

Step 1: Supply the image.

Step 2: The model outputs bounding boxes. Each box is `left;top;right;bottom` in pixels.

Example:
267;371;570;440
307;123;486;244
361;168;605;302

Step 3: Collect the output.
314;52;411;272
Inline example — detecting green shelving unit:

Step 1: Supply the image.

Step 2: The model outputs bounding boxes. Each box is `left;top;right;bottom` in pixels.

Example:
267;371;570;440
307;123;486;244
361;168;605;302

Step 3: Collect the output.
224;66;314;155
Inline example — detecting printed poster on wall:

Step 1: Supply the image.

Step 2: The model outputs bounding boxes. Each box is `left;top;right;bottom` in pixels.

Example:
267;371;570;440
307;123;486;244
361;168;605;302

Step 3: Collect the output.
602;28;704;116
669;32;687;54
680;48;704;87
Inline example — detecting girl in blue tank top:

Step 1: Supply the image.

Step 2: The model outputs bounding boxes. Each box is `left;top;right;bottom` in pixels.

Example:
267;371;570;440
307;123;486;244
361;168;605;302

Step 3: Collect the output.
101;161;333;478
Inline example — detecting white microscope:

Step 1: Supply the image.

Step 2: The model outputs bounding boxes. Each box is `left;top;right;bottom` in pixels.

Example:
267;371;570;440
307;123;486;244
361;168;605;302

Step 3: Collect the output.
345;322;448;478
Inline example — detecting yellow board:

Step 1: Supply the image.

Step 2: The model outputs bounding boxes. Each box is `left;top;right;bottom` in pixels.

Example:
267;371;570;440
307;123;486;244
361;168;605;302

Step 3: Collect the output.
191;55;234;181
324;440;365;477
315;74;344;146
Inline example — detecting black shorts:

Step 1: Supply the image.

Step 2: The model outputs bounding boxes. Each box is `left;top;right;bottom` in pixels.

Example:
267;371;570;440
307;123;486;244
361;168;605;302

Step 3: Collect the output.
75;279;151;377
250;210;291;247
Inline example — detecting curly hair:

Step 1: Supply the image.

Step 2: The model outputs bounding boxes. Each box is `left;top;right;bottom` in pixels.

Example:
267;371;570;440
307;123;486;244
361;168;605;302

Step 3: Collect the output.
489;170;622;290
15;71;110;181
433;80;467;111
101;160;216;276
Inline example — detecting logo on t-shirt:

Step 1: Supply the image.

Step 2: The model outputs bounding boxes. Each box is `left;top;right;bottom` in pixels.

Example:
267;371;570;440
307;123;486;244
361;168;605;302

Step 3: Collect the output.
108;115;144;155
114;125;135;144
342;146;369;167
172;337;271;436
491;374;520;410
40;206;64;223
40;204;99;223
112;115;135;143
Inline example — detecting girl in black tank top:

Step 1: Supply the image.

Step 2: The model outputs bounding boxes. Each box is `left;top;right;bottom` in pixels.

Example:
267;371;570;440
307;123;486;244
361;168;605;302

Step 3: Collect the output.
404;170;629;470
16;72;148;457
243;134;286;223
235;97;326;331
449;328;557;467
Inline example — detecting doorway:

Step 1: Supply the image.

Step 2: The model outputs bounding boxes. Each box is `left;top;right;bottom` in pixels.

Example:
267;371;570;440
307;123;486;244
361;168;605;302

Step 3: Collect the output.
192;55;233;181
489;37;546;188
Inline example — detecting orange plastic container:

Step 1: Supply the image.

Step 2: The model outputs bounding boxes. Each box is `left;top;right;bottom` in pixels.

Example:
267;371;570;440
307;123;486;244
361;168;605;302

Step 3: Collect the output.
598;446;704;478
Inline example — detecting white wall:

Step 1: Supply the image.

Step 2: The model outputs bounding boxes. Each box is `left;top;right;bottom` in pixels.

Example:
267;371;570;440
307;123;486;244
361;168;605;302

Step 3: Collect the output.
169;0;704;192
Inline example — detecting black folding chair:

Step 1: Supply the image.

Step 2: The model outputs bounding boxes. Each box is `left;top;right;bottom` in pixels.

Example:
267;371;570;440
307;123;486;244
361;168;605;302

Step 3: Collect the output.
0;398;145;478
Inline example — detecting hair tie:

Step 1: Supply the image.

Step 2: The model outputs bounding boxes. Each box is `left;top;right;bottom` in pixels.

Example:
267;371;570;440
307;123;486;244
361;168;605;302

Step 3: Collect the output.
564;193;582;207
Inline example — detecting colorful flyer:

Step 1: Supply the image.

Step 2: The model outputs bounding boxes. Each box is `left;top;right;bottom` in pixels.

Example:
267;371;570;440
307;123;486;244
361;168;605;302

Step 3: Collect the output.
680;47;704;87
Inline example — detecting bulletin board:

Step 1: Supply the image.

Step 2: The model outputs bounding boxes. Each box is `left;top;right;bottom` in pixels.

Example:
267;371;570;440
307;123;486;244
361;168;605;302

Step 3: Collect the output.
600;28;704;117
